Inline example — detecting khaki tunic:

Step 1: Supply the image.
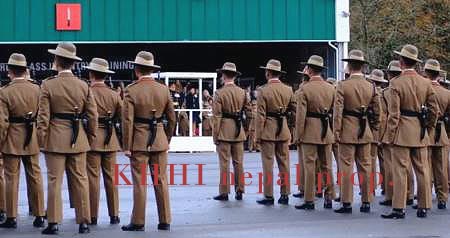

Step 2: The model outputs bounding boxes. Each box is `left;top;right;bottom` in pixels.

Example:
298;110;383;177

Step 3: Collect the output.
37;72;98;153
89;83;122;152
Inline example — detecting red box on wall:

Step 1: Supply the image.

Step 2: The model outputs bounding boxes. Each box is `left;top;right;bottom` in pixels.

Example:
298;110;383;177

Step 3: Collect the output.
56;3;81;31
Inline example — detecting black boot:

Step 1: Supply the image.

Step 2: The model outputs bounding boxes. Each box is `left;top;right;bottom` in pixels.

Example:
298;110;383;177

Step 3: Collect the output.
121;223;144;231
278;195;289;205
157;223;170;231
110;216;120;224
324;199;332;209
79;223;90;234
438;201;446;210
360;202;370;213
292;191;304;198
416;208;427;218
334;203;352;214
381;208;405;219
33;216;45;228
213;194;229;201
379;200;392;206
42;223;59;235
295;201;314;210
412;204;418;209
0;211;5;223
0;218;17;228
235;192;243;201
256;196;274;206
90;217;97;225
334;197;341;202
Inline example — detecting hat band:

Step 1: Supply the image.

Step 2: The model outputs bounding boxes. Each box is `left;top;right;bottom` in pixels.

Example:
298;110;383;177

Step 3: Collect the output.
135;57;155;66
89;62;110;72
222;66;237;72
389;66;401;71
8;59;26;67
307;60;324;67
400;49;418;59
425;65;441;71
55;46;77;57
349;56;365;61
266;65;281;71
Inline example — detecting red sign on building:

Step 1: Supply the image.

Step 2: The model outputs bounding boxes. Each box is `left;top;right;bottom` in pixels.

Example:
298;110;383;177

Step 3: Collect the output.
56;3;81;31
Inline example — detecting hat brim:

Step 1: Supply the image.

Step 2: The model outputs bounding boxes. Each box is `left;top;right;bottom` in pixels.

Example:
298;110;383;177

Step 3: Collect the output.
369;77;388;83
424;67;445;73
216;69;241;76
301;62;328;69
83;66;115;74
259;66;286;74
296;70;305;75
7;63;27;68
48;49;82;61
341;58;368;64
128;61;161;70
394;51;423;63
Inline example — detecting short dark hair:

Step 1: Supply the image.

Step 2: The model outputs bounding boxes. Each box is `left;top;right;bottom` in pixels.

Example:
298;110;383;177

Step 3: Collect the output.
400;56;417;68
90;70;107;80
55;56;75;70
425;69;440;79
308;65;323;75
388;71;401;78
7;65;27;77
134;65;154;75
222;71;237;79
267;70;281;78
348;61;364;71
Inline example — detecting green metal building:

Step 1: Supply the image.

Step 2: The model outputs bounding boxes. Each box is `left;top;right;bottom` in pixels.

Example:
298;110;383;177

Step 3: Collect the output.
0;0;349;86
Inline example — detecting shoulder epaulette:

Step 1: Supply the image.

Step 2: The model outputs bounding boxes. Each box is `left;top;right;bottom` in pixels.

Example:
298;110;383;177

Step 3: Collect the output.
43;75;57;82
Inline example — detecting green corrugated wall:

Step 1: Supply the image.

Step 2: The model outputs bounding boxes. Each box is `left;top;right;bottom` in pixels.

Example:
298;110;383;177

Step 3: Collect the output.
0;0;336;42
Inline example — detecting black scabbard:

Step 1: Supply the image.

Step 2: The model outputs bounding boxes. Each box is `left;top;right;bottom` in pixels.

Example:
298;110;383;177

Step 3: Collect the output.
320;117;328;140
104;119;113;146
147;119;158;149
358;117;366;139
71;118;80;148
24;120;33;149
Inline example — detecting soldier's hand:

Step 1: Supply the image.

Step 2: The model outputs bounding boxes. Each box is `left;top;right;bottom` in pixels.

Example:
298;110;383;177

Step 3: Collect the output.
124;150;132;158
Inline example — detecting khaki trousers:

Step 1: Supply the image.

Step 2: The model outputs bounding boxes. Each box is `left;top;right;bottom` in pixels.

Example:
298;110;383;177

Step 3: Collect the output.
0;158;5;212
297;146;304;192
338;143;372;204
377;145;385;191
407;164;415;200
130;151;171;225
332;143;339;174
261;141;290;197
45;152;91;224
370;144;378;192
87;152;119;218
429;146;449;202
3;154;45;217
248;130;259;151
391;146;432;209
382;144;393;200
217;142;245;194
301;143;335;202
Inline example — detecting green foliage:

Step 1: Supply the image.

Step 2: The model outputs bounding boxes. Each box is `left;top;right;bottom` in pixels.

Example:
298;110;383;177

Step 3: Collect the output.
350;0;450;72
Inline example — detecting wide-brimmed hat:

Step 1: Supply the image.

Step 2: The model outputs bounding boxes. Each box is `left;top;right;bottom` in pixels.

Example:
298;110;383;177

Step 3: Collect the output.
7;53;27;68
217;62;241;76
342;50;368;63
424;59;444;73
304;55;327;69
83;57;115;74
128;51;161;70
387;60;402;72
48;42;82;61
260;59;286;74
394;44;422;63
367;69;387;83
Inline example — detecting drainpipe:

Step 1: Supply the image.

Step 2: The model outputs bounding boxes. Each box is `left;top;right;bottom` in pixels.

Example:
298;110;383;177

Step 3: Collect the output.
328;41;339;80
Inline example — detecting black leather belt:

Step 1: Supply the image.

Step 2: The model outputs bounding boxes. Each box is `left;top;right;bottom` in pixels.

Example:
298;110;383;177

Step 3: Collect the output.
306;111;332;139
52;112;86;148
135;116;163;149
9;114;36;149
400;109;428;140
267;111;287;136
343;109;368;139
222;111;244;138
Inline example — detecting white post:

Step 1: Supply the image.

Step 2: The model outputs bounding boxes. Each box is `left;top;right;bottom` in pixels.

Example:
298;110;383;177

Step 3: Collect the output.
198;78;203;137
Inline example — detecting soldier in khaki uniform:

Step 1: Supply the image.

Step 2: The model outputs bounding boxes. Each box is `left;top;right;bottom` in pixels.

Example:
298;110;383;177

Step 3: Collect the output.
0;53;45;229
83;58;121;225
37;42;98;234
256;59;296;206
248;99;260;152
423;59;450;209
382;45;438;219
366;69;388;195
293;55;335;210
212;62;251;201
333;50;381;214
121;51;176;232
